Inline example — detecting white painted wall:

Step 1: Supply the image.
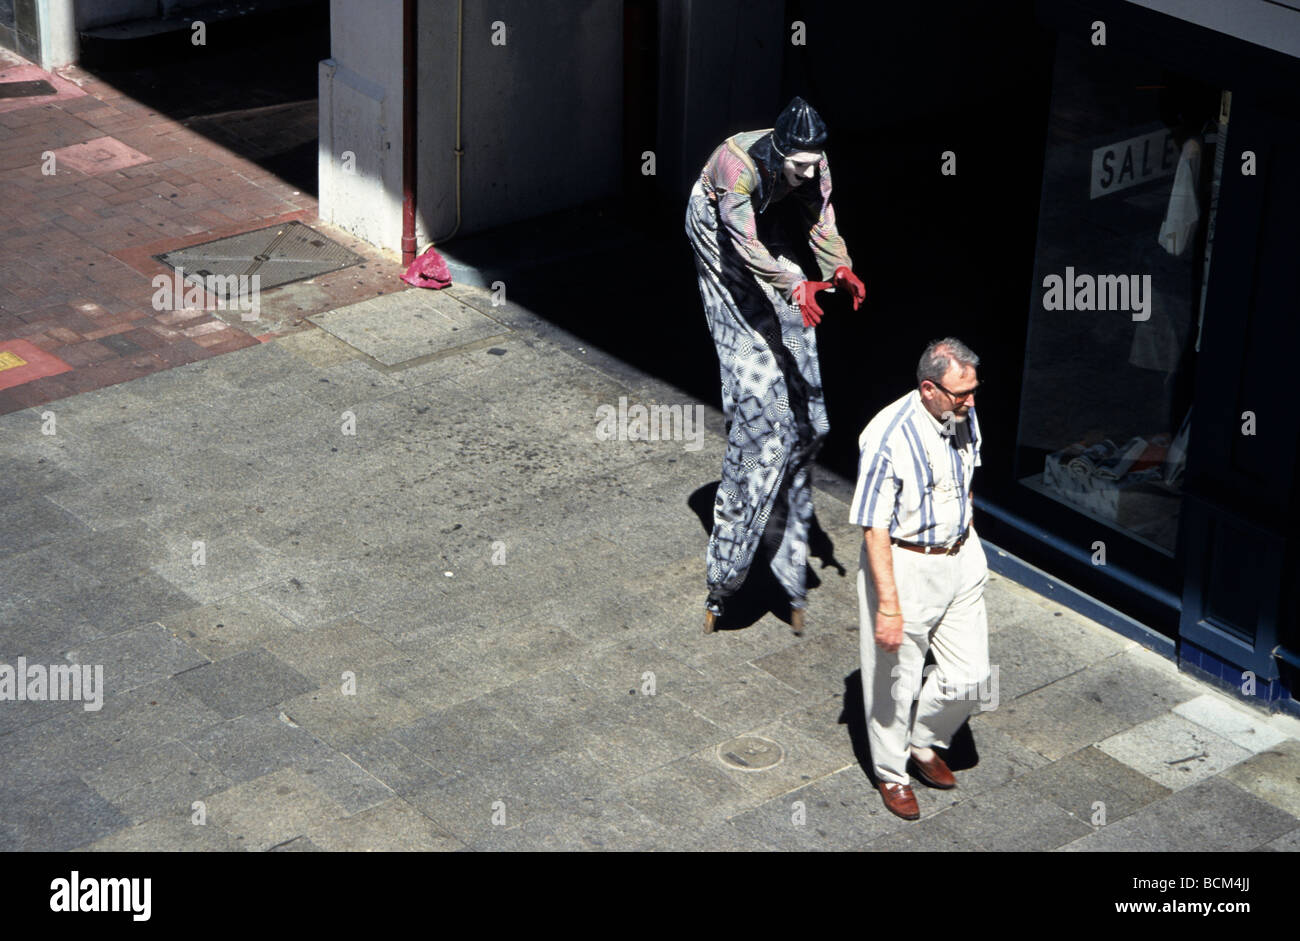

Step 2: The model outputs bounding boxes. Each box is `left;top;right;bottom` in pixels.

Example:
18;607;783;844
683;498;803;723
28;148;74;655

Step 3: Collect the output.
322;0;623;254
37;0;78;67
318;0;403;253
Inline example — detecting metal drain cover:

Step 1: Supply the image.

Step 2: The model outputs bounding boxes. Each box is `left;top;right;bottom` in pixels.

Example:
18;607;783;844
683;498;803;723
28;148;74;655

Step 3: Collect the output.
154;221;364;291
717;735;784;771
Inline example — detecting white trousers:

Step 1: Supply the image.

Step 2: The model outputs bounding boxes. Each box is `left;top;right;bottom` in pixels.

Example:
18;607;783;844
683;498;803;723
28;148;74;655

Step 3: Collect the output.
857;529;990;785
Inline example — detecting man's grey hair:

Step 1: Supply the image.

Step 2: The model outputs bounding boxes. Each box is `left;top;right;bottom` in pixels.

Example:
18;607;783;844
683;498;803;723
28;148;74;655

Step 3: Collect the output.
917;337;980;387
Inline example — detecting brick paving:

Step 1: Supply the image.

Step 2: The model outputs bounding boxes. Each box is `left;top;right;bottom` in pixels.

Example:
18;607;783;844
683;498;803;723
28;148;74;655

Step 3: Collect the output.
0;46;404;416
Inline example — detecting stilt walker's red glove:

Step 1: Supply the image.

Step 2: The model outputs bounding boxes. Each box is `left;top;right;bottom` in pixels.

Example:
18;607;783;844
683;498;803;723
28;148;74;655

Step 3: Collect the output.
832;266;866;310
793;280;833;327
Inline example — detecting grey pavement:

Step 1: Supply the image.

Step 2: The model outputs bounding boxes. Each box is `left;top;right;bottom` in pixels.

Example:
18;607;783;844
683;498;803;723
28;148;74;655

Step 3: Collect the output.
2;283;1298;852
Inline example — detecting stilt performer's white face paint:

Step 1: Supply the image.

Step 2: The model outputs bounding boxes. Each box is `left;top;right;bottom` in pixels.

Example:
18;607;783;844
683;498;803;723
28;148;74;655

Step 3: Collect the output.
783;151;820;187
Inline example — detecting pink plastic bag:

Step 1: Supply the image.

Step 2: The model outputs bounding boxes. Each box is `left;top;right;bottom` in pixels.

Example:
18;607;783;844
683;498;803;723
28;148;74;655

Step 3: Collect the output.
400;246;452;289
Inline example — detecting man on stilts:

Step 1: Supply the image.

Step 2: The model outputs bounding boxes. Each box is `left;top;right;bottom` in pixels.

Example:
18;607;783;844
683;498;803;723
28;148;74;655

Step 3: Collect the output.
685;96;866;635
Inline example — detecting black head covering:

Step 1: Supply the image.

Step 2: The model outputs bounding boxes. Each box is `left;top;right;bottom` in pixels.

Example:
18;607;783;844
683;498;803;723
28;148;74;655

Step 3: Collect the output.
744;96;828;214
772;96;828;156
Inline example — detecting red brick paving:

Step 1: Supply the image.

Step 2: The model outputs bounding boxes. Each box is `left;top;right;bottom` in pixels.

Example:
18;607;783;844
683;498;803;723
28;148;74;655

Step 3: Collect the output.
0;51;407;416
0;338;73;390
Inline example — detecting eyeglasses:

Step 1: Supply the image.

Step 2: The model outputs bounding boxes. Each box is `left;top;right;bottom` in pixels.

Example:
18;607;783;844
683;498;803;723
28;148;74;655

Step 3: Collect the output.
927;378;981;402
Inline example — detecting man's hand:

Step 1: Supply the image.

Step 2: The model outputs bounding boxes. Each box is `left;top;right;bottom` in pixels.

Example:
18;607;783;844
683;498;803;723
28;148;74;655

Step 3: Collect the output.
793;280;832;327
875;610;903;653
832;266;866;311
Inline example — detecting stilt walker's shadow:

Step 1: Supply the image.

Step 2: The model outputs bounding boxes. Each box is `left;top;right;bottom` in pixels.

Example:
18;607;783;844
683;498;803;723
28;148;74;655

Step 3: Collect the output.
688;481;847;631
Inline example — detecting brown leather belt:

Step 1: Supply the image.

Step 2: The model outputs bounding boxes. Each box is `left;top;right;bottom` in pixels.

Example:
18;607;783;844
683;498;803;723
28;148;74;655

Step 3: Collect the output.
891;529;969;556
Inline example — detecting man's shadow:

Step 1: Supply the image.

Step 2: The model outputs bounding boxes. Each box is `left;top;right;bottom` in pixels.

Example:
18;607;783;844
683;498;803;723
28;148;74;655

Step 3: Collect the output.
839;668;981;786
688;480;847;631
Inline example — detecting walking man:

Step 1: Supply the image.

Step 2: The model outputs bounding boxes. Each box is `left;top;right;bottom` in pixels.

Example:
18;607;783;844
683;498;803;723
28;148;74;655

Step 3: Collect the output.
685;96;866;635
851;338;990;820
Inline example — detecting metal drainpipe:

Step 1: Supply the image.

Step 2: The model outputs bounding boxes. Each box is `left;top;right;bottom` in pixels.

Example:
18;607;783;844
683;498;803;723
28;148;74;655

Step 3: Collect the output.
402;0;463;266
401;0;417;267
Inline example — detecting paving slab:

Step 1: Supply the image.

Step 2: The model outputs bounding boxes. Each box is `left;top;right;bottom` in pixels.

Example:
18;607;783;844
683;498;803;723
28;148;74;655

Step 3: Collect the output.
580;708;728;786
1173;692;1292;753
173;647;317;718
627;820;776;852
403;748;609;845
1095;711;1252;791
1219;739;1300;818
80;738;232;824
184;708;336;784
1012;744;1172;826
365;647;512;713
615;753;766;829
87;676;228;754
262;617;405;683
308;290;510;366
1259;827;1300;852
273;326;368;369
1058;776;1298;851
2;710;119;792
0;777;132;852
860;813;986;852
304;797;463;852
727;773;889;851
931;777;1096;851
337;733;445;797
658;659;806;737
146;530;285;605
938;717;1054;798
80;812;247;851
0;493;91;560
161;592;303;661
976;647;1205;760
464;795;658;851
269;836;325;851
202;767;352;852
391;692;536;780
751;630;860;698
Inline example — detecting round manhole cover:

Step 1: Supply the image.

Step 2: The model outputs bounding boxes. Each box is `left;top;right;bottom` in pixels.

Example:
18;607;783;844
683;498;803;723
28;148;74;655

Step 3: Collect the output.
717;735;784;771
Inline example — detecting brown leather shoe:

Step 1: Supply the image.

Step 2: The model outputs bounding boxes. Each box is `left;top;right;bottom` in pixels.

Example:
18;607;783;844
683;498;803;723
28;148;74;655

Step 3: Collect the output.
908;750;956;789
877;781;920;820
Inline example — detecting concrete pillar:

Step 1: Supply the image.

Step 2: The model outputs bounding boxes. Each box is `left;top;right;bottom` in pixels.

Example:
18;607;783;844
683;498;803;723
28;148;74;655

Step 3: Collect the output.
321;0;624;255
318;0;404;254
35;0;77;68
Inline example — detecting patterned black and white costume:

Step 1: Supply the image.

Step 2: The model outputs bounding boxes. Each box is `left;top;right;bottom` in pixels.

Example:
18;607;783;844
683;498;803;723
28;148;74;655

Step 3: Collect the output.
685;116;853;615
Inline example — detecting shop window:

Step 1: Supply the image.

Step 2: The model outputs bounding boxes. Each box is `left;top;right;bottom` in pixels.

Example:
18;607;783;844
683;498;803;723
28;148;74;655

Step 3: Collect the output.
1015;37;1229;555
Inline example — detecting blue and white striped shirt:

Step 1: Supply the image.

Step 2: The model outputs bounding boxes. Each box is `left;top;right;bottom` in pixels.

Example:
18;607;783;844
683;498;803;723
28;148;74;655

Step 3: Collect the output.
850;389;981;546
